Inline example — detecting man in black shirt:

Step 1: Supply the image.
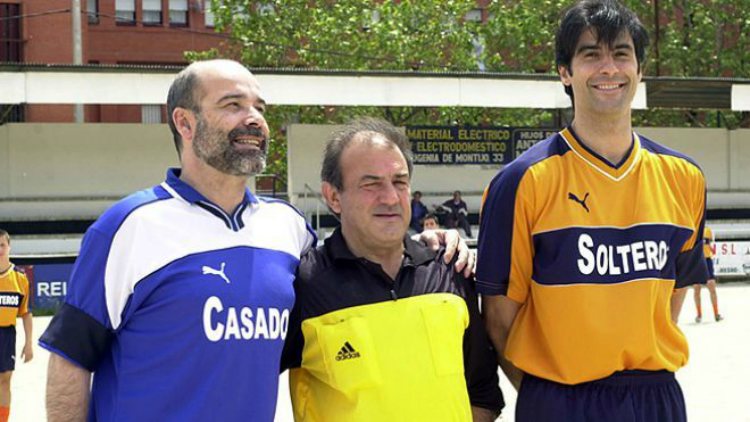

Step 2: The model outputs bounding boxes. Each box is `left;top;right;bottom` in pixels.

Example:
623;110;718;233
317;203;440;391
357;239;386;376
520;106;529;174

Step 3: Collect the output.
439;190;473;238
282;117;503;421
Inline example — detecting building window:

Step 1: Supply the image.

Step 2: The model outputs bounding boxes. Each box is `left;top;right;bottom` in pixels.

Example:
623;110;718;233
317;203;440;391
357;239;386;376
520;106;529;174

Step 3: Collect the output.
141;105;163;124
169;0;189;26
204;0;215;27
87;0;99;24
0;105;25;124
0;4;23;61
143;0;163;25
115;0;136;25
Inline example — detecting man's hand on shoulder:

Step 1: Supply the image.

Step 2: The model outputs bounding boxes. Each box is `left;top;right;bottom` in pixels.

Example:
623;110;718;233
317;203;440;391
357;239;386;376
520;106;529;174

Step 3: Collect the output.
414;229;475;278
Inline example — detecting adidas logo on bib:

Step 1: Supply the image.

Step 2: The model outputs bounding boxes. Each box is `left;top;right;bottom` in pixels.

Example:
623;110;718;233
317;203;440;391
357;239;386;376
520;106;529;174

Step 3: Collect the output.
335;341;361;361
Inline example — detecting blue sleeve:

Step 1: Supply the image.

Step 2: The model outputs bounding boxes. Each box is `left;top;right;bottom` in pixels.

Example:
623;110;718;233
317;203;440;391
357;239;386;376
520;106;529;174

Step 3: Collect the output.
476;168;524;296
675;186;709;288
39;227;114;371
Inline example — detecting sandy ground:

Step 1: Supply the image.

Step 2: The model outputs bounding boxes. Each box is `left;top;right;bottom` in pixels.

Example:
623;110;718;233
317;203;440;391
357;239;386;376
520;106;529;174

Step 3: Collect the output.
10;281;750;421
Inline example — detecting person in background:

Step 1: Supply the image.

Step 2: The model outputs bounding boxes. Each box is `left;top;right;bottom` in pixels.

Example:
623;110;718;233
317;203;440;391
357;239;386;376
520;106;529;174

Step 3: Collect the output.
438;190;473;238
693;226;723;323
0;229;33;422
410;190;429;233
422;213;440;231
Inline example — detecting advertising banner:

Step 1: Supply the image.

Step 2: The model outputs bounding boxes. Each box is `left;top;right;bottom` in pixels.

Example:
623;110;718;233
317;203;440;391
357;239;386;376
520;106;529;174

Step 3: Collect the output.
16;262;74;312
714;241;750;278
407;126;557;165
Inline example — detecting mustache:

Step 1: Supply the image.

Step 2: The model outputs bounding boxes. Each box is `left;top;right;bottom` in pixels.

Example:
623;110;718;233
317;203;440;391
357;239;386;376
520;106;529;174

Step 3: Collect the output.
228;127;267;143
373;206;403;214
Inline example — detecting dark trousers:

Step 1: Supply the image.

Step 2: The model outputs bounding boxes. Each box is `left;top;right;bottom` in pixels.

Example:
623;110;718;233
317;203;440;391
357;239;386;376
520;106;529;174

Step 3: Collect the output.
516;370;687;422
444;214;472;237
0;326;16;372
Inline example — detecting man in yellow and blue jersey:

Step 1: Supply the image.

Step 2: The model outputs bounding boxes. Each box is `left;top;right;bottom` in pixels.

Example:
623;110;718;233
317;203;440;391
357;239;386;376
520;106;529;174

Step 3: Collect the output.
282;118;504;421
693;226;722;323
477;1;707;421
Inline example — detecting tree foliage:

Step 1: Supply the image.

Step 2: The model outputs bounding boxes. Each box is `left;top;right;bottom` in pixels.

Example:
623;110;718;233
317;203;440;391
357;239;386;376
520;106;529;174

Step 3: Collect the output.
480;0;570;73
191;0;750;184
207;0;481;70
652;0;749;78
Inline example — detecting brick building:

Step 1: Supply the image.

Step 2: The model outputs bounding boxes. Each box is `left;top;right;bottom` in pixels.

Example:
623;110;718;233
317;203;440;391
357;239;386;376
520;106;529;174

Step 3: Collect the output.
0;0;226;123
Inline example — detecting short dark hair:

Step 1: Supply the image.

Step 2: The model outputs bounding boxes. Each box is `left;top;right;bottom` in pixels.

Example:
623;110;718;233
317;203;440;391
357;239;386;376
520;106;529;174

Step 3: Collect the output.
0;229;9;243
423;213;438;223
321;117;413;190
556;0;649;99
166;65;202;153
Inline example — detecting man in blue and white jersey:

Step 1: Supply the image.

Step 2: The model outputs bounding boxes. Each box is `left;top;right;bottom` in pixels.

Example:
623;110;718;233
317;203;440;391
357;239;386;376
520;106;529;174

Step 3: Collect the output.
40;60;470;422
40;60;316;422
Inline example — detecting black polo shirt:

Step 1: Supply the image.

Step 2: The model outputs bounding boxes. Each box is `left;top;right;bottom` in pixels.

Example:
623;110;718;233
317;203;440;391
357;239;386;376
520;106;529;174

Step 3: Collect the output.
282;227;504;414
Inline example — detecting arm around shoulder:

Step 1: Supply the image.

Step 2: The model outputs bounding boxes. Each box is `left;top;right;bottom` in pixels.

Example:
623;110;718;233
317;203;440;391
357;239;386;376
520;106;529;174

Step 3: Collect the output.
47;353;91;422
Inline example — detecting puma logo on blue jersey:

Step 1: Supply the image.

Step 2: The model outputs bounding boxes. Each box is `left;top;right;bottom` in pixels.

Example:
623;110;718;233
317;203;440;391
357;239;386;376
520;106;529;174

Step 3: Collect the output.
202;262;230;284
568;192;590;213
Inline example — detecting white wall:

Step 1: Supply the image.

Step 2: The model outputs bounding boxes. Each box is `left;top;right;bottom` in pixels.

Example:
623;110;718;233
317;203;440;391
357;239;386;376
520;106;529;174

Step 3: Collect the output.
288;125;750;216
0;123;178;220
730;130;750;190
636;128;729;190
1;124;748;221
3;123;177;197
287;124;502;212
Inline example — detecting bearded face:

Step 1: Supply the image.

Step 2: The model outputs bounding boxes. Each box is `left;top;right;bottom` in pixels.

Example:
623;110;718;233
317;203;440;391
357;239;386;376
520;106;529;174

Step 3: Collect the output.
192;113;268;176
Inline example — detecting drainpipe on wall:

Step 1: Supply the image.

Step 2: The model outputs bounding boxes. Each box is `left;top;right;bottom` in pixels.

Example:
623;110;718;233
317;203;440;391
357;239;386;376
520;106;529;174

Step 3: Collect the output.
72;0;84;123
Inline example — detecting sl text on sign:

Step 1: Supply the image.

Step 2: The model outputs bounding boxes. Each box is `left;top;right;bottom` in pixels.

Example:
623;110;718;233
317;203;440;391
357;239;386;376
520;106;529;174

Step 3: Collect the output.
407;126;557;165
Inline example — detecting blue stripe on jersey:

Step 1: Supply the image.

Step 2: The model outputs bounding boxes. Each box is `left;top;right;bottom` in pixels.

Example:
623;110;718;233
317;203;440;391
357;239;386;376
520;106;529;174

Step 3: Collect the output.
476;133;570;295
532;224;693;286
638;135;702;170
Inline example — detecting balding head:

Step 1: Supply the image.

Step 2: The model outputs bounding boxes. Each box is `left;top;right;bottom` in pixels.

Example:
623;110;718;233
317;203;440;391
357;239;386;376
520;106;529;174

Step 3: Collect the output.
167;60;257;153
